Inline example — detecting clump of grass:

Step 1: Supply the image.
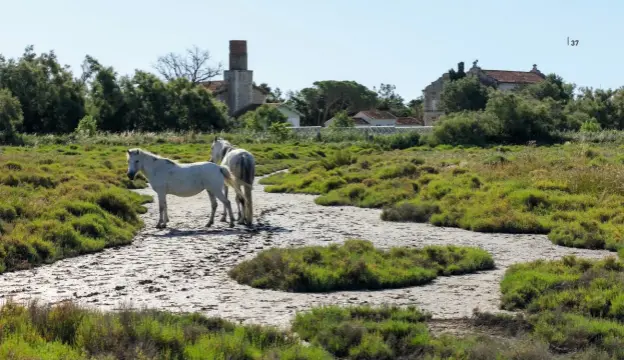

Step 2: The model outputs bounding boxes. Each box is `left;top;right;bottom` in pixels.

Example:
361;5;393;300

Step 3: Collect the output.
229;239;495;292
0;300;329;359
292;305;432;358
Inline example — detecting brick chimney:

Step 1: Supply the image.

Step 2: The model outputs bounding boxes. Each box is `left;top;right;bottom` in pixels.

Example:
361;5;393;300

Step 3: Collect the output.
530;64;546;78
229;40;248;71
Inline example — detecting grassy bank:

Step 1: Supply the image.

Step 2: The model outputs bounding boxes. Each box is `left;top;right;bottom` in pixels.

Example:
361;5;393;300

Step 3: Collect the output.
0;140;334;273
0;145;151;273
0;300;612;360
261;143;624;251
229;239;494;292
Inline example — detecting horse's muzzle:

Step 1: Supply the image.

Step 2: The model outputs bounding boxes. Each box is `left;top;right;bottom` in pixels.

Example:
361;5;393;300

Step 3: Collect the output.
127;172;135;180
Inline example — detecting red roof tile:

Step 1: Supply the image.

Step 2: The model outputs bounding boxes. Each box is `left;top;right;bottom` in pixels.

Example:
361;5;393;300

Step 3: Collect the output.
356;110;397;120
395;117;423;126
200;80;225;92
483;70;544;84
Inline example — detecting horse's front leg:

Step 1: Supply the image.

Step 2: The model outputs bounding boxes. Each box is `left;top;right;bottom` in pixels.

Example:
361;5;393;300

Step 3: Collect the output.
220;185;229;222
156;192;167;229
206;191;218;227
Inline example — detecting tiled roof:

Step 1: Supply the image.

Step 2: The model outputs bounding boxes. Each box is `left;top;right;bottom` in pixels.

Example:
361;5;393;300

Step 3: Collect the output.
395;117;423;126
356;110;397;120
483;70;544;84
200;80;225;92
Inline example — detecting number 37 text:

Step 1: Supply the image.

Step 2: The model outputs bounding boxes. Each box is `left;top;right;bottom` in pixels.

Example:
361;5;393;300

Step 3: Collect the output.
567;37;579;46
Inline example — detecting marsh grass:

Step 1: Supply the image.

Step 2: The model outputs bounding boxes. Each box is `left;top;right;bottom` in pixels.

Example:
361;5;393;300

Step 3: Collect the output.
261;143;624;251
500;255;624;356
2;299;610;360
0;300;331;359
0;145;151;273
228;239;494;292
292;305;610;359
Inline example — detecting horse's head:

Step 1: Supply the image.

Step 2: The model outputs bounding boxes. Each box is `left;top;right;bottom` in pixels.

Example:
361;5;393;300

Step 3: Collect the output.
210;137;226;163
126;148;141;180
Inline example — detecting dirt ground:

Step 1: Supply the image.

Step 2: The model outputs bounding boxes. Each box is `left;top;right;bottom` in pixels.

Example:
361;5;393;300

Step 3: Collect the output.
0;173;613;329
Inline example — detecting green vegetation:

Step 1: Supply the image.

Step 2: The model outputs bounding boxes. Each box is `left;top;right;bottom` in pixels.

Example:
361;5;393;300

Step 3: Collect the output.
1;300;614;359
229;239;494;292
0;145;150;273
499;255;624;357
0;139;335;273
292;304;611;359
0;300;330;359
261;142;624;252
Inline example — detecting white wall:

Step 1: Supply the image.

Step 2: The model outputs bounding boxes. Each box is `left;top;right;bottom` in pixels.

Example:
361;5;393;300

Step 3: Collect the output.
364;118;396;126
277;106;301;127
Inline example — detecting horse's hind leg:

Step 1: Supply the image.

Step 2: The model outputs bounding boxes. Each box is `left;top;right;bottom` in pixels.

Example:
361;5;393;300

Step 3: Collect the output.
220;185;229;222
236;188;245;225
213;188;234;228
206;191;218;227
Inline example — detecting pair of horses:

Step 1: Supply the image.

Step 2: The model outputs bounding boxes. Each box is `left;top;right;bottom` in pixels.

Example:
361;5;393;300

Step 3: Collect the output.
126;138;255;229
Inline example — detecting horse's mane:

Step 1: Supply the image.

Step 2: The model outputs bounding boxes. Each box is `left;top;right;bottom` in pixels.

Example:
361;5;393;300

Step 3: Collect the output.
216;138;237;158
130;148;179;164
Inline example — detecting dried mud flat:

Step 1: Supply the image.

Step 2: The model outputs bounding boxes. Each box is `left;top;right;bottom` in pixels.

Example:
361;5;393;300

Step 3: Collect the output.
0;173;614;329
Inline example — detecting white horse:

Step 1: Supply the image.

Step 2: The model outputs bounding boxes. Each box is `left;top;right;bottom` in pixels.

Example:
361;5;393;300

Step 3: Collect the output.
126;148;243;229
209;137;255;226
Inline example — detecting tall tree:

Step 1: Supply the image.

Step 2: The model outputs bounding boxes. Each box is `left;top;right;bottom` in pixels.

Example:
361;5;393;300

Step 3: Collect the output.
0;45;86;133
154;45;223;84
440;76;489;114
83;56;128;132
299;80;377;125
523;73;575;104
407;96;424;120
375;83;411;116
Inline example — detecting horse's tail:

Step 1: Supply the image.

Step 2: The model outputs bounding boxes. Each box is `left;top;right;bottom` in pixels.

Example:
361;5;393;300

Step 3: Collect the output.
220;165;246;199
239;153;255;225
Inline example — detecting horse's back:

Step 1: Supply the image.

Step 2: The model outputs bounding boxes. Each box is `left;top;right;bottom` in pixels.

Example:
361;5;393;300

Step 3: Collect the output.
222;148;255;185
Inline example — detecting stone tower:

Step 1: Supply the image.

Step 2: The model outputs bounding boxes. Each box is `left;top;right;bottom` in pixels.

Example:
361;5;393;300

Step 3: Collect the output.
223;40;253;116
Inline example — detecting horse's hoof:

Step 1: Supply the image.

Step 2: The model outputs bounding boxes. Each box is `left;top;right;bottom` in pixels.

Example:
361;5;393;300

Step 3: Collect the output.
156;224;166;229
219;217;227;222
206;222;213;227
229;223;235;228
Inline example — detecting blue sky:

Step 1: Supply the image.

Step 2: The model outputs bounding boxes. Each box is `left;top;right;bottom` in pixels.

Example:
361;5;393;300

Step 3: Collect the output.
1;0;621;101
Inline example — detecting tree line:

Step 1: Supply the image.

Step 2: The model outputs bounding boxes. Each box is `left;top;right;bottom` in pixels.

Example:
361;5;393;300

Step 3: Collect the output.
2;45;619;145
0;45;425;138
